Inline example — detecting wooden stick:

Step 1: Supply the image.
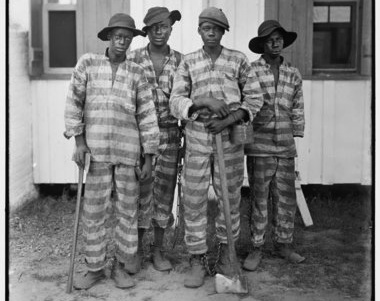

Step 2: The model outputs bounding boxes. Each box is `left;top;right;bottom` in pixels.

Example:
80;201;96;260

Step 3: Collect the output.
295;157;313;227
215;133;239;274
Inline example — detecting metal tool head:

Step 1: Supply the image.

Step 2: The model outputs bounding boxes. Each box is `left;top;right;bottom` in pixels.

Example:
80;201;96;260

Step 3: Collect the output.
215;273;249;294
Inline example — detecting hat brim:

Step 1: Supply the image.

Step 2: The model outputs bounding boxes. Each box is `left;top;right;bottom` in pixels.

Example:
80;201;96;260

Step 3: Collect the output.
142;10;181;34
248;30;297;54
97;26;145;41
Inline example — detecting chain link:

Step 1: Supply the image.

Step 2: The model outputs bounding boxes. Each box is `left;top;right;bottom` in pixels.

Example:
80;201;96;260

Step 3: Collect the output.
202;241;222;276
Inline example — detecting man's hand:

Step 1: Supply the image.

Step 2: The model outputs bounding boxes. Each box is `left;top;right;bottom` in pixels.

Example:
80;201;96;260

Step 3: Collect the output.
140;154;153;181
193;97;230;118
73;134;90;168
205;119;230;135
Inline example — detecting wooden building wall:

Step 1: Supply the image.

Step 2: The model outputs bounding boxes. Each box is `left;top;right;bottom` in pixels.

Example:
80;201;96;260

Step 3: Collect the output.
31;79;372;185
29;0;372;185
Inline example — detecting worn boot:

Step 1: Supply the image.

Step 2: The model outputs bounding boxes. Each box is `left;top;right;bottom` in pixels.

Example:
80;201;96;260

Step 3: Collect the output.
184;254;206;288
243;246;262;271
123;253;142;274
274;243;305;264
215;243;235;277
111;261;136;289
151;227;173;271
152;244;173;271
73;269;106;290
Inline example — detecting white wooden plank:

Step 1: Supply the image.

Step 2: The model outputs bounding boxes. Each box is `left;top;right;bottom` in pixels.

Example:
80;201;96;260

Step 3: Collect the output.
32;80;77;183
361;81;372;185
321;81;335;184
32;80;51;183
307;81;324;183
297;80;312;184
334;81;363;183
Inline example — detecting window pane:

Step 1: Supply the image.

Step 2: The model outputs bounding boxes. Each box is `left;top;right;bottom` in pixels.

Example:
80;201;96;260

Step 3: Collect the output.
330;6;351;22
313;26;353;68
48;11;77;67
313;6;328;23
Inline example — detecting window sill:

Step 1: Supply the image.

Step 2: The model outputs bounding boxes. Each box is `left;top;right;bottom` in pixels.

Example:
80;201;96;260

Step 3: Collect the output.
30;73;72;80
304;73;371;81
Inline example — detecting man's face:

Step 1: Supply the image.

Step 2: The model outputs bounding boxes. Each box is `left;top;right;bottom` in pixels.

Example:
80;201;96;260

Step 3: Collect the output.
263;30;284;58
147;18;172;47
198;22;224;48
108;28;134;56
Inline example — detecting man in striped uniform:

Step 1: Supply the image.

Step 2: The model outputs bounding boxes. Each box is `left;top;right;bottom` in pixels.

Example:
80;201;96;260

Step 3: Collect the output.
127;7;183;272
169;7;263;288
243;20;305;272
64;13;159;290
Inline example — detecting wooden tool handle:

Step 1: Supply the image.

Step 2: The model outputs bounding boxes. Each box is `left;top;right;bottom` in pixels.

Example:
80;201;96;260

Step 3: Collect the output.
66;166;85;293
215;133;239;269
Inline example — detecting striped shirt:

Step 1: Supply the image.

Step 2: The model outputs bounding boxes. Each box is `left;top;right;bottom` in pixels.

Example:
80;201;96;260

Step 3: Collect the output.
244;56;305;157
169;47;263;121
127;45;183;127
64;51;160;165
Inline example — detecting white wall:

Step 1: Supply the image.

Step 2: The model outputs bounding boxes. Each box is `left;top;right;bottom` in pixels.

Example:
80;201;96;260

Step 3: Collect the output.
9;28;38;210
31;79;372;185
130;0;264;61
130;0;204;54
9;0;30;32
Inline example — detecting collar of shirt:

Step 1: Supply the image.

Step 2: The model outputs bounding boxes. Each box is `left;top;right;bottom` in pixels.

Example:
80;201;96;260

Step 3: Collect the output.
104;47;127;63
259;55;288;69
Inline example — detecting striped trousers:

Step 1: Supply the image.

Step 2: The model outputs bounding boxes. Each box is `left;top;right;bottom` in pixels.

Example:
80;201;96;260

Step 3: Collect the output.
246;156;297;247
82;162;139;271
138;127;180;229
183;121;244;254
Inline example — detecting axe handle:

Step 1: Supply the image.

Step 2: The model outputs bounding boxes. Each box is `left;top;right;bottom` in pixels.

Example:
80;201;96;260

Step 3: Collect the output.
66;166;85;293
215;133;239;271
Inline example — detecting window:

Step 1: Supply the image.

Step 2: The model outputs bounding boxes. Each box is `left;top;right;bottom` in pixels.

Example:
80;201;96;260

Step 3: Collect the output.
30;0;131;77
264;0;371;77
313;1;358;72
42;0;77;74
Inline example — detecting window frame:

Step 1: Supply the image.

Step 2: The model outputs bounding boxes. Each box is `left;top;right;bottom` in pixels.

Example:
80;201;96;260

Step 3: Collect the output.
264;0;371;79
312;0;360;74
42;2;77;74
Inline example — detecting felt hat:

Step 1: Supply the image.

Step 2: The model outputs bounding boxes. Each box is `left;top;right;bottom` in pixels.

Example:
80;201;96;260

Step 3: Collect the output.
198;7;229;31
142;7;181;33
97;13;145;41
248;20;297;54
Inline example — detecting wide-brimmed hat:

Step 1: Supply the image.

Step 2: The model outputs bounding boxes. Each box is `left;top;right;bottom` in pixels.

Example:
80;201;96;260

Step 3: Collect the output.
97;13;145;41
248;20;297;54
142;7;181;33
199;7;229;31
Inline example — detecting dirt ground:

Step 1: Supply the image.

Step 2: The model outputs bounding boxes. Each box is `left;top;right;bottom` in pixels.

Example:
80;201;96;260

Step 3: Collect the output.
8;185;372;301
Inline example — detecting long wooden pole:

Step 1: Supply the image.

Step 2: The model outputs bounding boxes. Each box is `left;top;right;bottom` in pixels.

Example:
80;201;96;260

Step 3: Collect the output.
66;166;84;293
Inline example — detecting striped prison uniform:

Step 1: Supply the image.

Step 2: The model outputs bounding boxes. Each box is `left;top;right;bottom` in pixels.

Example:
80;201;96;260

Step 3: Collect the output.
127;45;183;229
64;50;159;271
244;56;305;246
170;47;263;254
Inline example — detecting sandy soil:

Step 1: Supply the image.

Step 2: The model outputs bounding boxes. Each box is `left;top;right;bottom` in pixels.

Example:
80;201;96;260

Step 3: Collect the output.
8;187;372;301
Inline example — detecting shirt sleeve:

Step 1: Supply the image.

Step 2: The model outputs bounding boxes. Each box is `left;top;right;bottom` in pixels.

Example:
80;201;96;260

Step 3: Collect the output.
136;74;160;155
63;54;88;139
291;69;305;137
238;57;264;122
169;60;194;121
